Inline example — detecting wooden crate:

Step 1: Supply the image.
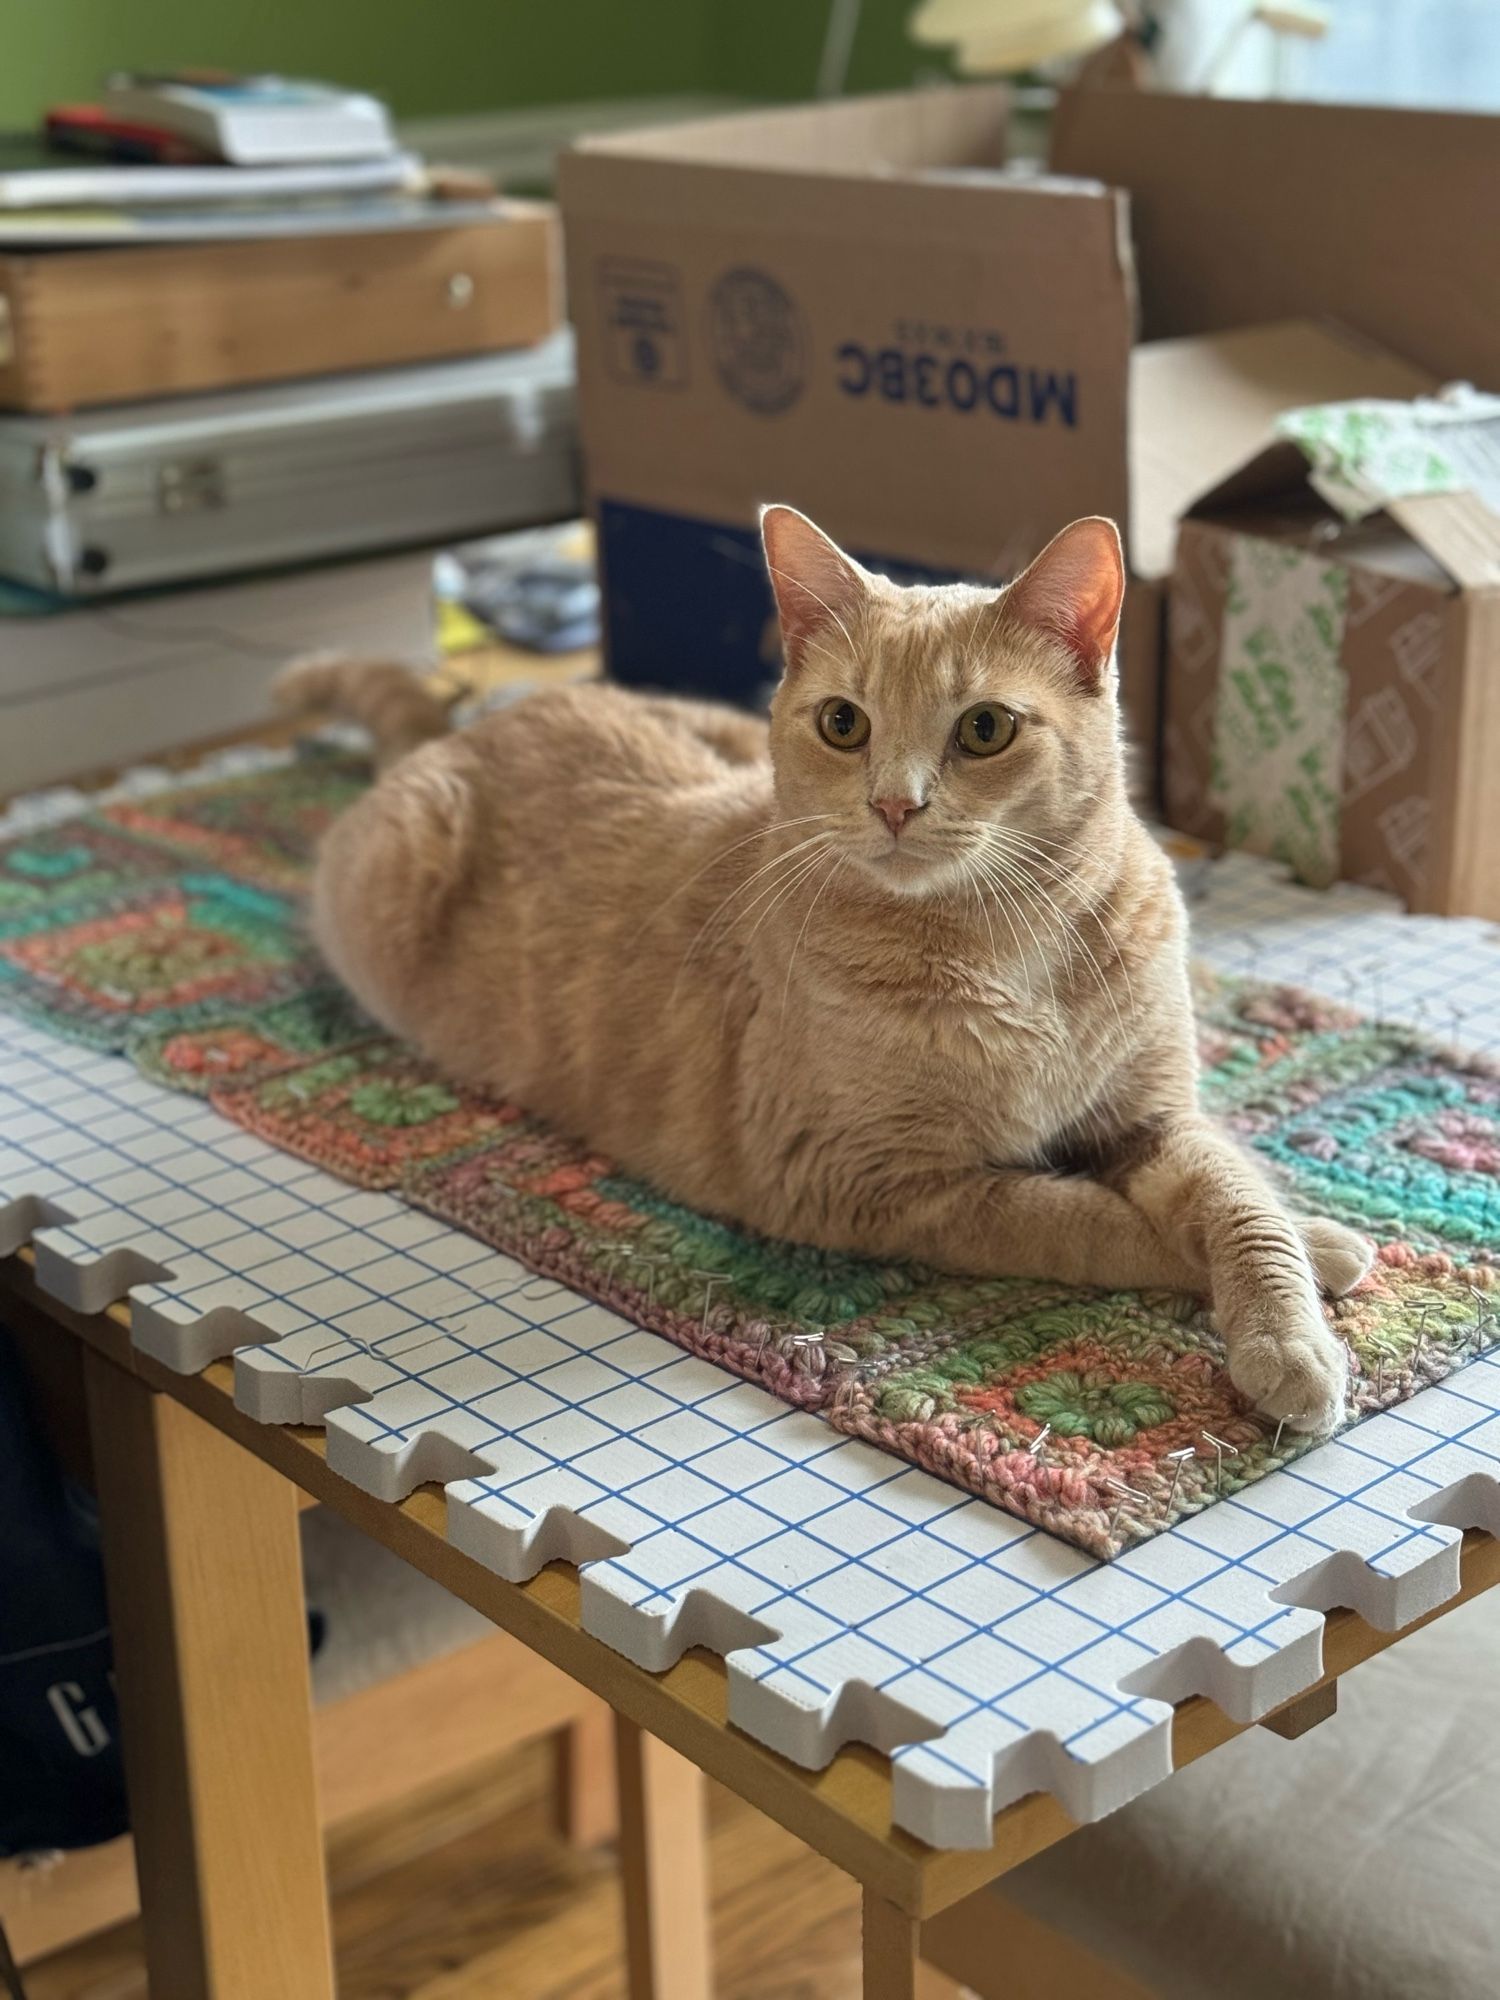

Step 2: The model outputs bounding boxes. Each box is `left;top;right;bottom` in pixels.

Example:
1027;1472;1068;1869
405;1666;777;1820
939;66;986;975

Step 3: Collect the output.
0;202;560;412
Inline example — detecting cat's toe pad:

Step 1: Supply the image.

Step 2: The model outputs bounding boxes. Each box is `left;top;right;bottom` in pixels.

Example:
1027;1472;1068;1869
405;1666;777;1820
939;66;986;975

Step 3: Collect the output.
1298;1216;1377;1298
1227;1306;1348;1435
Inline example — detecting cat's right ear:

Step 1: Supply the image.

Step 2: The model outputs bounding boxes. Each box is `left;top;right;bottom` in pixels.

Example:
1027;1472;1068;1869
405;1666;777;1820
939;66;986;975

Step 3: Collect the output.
760;505;869;671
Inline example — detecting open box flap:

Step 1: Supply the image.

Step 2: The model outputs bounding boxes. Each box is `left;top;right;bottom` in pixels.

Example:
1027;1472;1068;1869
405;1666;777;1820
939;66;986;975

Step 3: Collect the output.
1388;491;1500;594
1131;319;1435;578
571;83;1012;176
1187;430;1500;596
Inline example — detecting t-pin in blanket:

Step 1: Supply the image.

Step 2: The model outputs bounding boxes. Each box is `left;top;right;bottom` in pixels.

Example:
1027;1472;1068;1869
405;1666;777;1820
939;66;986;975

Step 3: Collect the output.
0;748;1497;1565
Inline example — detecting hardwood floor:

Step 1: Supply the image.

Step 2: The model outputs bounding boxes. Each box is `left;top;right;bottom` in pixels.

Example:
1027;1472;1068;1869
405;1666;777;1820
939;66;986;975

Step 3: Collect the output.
24;1740;877;2000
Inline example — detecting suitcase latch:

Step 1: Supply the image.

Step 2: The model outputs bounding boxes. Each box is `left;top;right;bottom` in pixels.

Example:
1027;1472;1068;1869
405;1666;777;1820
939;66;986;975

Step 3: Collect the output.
157;458;226;515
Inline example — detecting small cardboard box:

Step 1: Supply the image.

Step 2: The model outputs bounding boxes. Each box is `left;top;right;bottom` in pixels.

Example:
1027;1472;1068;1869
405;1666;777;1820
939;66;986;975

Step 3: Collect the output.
0;202;560;412
1164;446;1500;919
1125;320;1433;793
561;84;1500;760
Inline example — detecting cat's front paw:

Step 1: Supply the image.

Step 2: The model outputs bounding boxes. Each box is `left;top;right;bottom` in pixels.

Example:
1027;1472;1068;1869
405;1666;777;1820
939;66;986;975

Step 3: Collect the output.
1225;1301;1349;1435
1298;1216;1376;1298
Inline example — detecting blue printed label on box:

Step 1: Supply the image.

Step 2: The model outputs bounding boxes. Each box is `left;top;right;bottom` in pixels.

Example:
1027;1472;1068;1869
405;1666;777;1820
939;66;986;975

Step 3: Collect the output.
597;259;689;390
597;499;970;708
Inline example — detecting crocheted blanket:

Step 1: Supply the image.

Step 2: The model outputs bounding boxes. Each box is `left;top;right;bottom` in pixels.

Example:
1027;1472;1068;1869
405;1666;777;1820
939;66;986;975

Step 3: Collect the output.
2;747;1496;1559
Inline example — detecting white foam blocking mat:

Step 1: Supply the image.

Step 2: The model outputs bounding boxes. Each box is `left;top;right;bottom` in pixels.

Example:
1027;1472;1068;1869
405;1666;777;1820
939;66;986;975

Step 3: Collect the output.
3;846;1499;1850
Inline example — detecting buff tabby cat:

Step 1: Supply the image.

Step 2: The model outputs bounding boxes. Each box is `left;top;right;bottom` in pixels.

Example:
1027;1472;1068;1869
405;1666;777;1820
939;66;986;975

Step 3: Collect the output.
277;508;1373;1432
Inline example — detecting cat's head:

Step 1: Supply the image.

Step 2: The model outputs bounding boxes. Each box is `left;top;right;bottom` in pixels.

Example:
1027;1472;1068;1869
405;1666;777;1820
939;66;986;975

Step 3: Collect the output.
763;505;1128;899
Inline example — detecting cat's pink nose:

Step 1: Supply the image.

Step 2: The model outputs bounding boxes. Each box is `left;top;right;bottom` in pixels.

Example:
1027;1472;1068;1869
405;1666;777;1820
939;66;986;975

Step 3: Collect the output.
871;796;923;835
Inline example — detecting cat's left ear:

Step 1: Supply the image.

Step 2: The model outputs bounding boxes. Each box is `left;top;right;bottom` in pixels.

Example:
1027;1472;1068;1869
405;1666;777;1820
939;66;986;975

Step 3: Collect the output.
761;504;872;671
999;516;1125;693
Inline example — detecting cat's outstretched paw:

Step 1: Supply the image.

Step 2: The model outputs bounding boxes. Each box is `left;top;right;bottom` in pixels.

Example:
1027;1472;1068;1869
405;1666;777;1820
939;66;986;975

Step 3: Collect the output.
1226;1304;1349;1435
1298;1216;1376;1298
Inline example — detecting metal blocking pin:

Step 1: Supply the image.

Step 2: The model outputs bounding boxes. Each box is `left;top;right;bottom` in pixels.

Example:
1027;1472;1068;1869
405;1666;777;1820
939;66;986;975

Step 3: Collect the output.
825;1339;859;1411
688;1268;729;1335
1200;1430;1240;1497
1411;1305;1431;1375
787;1328;826;1374
1099;1477;1138;1538
1164;1445;1197;1510
619;1248;662;1306
1026;1422;1053;1458
1469;1285;1493;1354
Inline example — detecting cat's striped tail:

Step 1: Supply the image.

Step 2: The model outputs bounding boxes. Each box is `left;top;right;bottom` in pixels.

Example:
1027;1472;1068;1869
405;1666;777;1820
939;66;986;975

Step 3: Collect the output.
272;654;456;769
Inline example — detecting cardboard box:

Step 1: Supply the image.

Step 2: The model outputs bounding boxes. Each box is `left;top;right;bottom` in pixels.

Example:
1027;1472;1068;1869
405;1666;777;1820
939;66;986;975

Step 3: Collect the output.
561;85;1500;762
0;202;560;412
561;90;1133;709
1049;86;1500;385
1164;448;1500;919
1125;319;1434;798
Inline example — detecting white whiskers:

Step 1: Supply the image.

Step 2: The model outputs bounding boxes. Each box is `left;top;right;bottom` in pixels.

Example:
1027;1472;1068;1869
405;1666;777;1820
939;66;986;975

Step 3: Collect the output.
974;827;1132;1040
649;813;839;926
780;850;848;1022
672;828;838;1004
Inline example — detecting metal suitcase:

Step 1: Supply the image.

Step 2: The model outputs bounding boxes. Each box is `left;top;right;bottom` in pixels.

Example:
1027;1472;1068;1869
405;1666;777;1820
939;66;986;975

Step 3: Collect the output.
0;332;577;597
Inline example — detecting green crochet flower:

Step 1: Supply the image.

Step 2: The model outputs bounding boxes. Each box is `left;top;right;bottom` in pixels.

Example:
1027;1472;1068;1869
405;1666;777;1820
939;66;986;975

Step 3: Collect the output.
67;927;240;997
1015;1371;1176;1447
349;1079;460;1128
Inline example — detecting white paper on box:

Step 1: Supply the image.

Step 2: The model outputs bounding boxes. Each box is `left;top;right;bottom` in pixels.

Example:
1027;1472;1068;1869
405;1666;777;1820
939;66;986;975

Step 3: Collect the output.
1278;386;1500;524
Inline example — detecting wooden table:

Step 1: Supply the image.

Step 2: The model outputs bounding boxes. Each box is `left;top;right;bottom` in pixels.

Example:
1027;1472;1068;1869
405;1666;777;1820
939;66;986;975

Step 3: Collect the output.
6;1251;1497;2000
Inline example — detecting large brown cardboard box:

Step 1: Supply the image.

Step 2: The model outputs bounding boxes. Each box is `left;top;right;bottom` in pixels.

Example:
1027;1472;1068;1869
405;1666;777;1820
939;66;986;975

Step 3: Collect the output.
560;85;1500;762
1164;444;1500;918
561;90;1133;706
0;202;560;412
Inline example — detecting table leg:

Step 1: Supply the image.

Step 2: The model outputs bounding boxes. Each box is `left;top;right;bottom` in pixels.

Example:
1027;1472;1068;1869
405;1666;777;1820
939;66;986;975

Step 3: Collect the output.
553;1700;619;1848
1260;1678;1339;1739
85;1352;334;2000
863;1888;940;2000
614;1713;712;2000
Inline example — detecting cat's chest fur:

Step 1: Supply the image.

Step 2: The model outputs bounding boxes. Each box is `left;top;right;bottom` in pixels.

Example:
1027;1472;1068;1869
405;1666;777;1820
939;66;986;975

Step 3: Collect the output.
733;913;1111;1232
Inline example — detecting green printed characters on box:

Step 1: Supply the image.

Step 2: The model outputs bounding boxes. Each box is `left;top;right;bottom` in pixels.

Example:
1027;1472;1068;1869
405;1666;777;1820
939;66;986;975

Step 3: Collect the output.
1210;539;1351;888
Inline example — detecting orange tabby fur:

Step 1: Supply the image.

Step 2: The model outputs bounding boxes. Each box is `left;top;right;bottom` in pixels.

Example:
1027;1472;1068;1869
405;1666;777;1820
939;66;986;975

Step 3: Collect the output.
276;510;1373;1432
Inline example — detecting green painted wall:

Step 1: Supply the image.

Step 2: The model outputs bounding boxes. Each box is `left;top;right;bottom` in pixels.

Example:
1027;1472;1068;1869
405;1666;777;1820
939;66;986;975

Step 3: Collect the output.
0;0;948;130
710;0;953;100
0;0;712;127
0;0;952;131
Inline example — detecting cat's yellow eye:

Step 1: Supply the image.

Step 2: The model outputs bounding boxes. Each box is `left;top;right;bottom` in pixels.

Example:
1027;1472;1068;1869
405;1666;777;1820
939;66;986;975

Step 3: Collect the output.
955;702;1018;757
817;697;871;749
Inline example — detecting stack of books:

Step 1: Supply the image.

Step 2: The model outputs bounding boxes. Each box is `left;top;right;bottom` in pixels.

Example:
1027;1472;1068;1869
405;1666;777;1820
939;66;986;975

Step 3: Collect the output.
0;73;580;789
0;72;573;597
